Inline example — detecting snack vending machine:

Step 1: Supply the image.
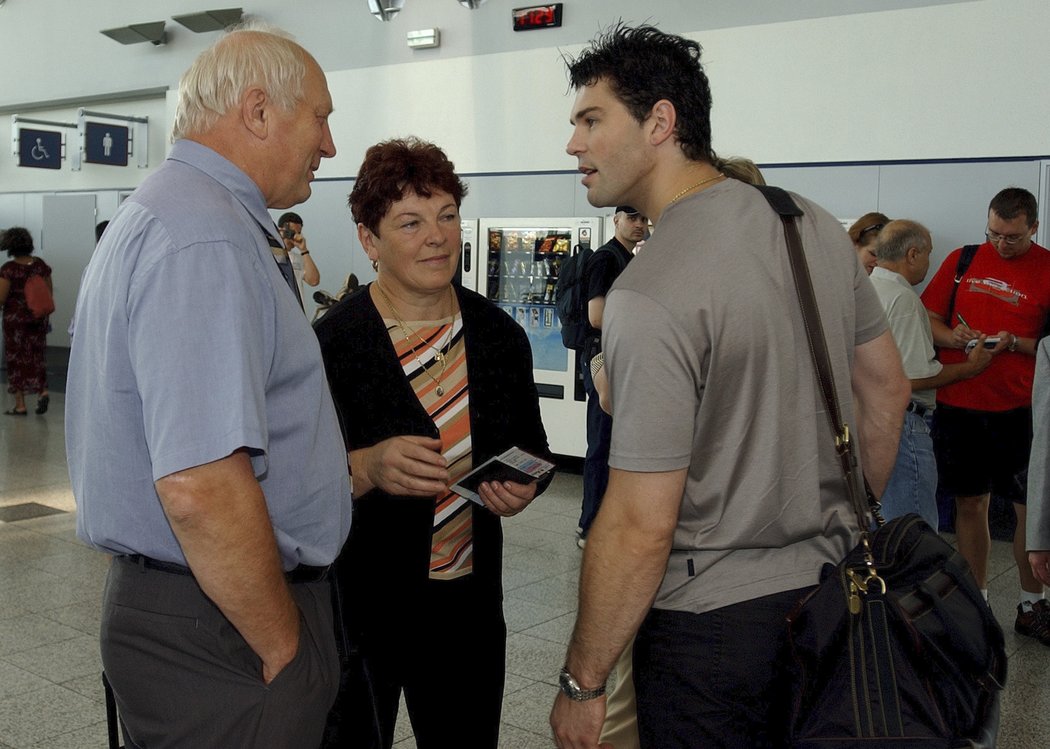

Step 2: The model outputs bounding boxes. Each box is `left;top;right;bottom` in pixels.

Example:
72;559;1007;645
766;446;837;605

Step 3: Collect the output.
460;217;602;458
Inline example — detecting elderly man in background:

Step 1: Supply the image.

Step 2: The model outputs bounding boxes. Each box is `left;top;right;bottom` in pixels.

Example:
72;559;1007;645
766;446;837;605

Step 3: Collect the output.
868;220;992;529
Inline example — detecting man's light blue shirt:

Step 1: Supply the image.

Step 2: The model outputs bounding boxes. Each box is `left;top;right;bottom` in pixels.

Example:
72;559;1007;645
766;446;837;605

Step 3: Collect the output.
66;140;352;568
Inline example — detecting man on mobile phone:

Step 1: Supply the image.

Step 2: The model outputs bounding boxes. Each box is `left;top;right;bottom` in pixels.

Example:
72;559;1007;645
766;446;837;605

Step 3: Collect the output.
921;188;1050;645
869;220;993;529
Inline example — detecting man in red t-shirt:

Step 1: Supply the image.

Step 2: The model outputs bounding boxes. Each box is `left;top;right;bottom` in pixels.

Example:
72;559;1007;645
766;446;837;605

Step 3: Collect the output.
921;187;1050;645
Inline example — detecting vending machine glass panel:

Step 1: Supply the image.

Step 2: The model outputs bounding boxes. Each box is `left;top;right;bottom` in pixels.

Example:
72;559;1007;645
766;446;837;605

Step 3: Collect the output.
485;226;571;372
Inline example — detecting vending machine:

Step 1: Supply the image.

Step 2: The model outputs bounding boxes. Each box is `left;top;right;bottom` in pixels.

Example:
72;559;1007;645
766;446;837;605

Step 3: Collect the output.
460;217;602;458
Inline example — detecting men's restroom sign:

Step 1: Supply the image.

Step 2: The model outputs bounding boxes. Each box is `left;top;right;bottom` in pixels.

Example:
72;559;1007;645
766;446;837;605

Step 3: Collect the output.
85;122;129;166
18;128;62;169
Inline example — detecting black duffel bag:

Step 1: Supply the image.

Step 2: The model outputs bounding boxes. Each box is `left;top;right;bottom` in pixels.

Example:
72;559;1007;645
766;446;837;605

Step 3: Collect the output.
755;185;1009;748
787;513;1007;748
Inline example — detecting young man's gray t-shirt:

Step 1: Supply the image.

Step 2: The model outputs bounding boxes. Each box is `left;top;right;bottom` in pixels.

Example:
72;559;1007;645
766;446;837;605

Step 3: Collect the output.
602;178;887;615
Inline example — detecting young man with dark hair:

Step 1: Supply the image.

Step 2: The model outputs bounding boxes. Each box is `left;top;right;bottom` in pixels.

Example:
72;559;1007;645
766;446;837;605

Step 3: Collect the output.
921;186;1050;644
549;24;909;748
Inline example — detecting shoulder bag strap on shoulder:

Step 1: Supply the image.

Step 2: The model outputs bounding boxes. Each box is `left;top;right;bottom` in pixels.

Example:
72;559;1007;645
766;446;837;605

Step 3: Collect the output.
945;244;979;328
753;184;874;533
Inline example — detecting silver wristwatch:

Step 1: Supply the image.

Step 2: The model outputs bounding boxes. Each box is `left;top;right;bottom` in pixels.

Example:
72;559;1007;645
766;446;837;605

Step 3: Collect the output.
559;667;606;701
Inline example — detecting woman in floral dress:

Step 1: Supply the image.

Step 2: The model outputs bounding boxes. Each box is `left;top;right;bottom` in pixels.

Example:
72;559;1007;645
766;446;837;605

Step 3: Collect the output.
0;227;51;415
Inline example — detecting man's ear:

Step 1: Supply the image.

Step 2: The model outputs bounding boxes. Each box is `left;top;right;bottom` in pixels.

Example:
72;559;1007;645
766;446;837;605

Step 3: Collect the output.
648;99;677;147
241;87;268;139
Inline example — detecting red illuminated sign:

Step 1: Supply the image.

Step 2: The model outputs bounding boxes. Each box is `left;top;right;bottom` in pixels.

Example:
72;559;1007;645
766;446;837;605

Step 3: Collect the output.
513;4;563;32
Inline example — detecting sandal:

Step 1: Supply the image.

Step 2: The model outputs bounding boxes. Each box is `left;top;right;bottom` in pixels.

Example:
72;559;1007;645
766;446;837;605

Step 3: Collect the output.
4;408;28;416
35;395;50;415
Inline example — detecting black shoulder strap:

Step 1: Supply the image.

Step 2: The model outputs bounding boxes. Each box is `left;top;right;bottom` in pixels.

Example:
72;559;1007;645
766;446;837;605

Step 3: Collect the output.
945;244;979;327
754;184;804;218
589;242;629;276
753;183;875;533
752;186;842;440
608;243;631;273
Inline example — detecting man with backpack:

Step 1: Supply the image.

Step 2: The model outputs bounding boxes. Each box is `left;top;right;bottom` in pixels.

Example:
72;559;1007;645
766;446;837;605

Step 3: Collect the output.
921;187;1050;644
576;206;647;547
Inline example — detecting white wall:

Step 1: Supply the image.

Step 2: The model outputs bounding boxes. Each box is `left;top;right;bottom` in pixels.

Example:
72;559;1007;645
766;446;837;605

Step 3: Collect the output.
2;0;1046;196
314;0;1050;178
705;1;1050;163
3;0;1047;341
0;1;965;111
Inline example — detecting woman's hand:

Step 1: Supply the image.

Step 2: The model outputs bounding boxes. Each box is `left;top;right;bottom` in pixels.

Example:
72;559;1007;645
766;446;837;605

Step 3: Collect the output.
478;479;537;517
351;436;448;497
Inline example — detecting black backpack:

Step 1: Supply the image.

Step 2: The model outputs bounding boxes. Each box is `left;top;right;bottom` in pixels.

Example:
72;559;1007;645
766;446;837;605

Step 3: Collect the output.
555;243;630;351
555;244;595;351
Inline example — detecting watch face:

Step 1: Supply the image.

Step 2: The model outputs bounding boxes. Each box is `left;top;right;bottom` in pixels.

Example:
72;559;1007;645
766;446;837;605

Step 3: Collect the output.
559;667;604;700
558;669;577;696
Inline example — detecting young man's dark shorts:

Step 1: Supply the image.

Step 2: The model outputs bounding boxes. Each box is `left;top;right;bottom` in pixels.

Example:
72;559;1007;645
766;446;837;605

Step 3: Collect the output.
931;404;1032;503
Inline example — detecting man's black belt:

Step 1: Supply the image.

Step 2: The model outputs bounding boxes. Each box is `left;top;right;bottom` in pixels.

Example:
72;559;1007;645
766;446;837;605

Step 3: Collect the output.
124;554;330;584
906;401;930;418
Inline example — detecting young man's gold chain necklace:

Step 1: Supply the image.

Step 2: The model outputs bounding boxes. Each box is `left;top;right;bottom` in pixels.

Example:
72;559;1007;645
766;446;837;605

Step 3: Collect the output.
666;172;725;207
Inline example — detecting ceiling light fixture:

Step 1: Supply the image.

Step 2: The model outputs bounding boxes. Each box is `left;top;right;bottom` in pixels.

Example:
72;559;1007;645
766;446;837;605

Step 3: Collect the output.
367;0;405;22
458;0;488;8
407;28;440;49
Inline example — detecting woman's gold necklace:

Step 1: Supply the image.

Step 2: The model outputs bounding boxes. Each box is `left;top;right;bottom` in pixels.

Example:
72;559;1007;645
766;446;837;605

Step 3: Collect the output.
666;172;725;207
375;283;456;396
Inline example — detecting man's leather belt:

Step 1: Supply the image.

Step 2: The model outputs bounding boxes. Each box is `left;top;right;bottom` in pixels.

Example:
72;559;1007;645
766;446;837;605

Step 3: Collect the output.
124;554;330;584
906;401;929;418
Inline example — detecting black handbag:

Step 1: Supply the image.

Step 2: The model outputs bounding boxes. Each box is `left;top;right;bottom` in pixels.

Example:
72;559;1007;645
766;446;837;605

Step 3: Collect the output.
753;186;1008;748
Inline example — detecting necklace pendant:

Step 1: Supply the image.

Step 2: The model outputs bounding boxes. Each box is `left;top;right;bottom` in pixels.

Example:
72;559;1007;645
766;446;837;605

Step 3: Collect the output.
435;352;445;364
436;385;444;396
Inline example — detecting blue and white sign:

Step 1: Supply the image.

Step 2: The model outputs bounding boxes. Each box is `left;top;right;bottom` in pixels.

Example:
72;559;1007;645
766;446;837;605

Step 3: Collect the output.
18;128;62;169
85;122;129;166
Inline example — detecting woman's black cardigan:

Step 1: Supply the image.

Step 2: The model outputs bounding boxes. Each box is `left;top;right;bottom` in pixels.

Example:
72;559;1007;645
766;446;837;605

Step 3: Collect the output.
314;284;553;613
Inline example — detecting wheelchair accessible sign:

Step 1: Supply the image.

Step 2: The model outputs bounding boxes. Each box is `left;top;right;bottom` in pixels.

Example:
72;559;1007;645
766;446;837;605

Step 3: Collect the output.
18;128;62;169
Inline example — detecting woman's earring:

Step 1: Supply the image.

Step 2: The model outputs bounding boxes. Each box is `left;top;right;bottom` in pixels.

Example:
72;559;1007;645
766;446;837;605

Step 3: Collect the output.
371;259;379;272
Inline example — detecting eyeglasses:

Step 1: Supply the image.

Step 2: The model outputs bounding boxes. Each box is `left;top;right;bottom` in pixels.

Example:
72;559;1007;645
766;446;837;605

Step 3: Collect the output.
858;223;884;238
985;228;1028;246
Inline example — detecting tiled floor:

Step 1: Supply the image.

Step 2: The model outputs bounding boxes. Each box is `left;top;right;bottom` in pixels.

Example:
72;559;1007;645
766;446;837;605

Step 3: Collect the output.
1;392;1048;747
